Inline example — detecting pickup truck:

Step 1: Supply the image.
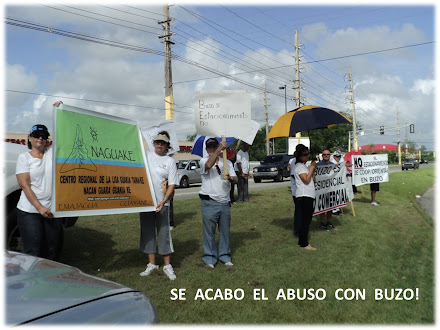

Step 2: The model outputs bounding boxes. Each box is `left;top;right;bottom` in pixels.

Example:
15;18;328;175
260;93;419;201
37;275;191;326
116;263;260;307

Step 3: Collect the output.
252;153;294;183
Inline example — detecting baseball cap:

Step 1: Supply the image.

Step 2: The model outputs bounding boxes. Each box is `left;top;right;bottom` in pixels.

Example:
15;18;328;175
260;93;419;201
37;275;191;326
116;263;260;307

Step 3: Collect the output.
205;138;219;147
333;150;342;157
153;133;170;143
29;124;50;137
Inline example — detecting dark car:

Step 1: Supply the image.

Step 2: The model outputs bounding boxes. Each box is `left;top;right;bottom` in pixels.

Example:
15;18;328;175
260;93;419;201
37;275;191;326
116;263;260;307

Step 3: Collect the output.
402;158;419;170
5;251;159;325
420;158;429;164
252;153;294;183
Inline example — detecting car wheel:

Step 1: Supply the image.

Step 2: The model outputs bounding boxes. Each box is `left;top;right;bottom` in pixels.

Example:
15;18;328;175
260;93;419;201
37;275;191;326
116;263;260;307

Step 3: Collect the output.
402;168;404;171
274;173;283;182
180;176;189;188
254;178;261;183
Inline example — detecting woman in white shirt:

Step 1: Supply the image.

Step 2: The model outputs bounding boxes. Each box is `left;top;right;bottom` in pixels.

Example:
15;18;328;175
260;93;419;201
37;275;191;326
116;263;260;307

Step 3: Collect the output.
294;144;317;250
139;131;178;280
16;124;62;260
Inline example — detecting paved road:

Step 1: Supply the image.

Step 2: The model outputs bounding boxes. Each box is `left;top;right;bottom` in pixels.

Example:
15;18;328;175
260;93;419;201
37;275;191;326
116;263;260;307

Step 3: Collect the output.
174;162;435;201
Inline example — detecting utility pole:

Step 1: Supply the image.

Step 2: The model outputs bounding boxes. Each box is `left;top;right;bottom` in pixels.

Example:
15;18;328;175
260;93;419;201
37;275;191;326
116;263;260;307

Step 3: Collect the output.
293;30;303;139
418;132;421;161
159;5;175;120
405;123;408;155
264;84;270;155
348;67;358;151
397;106;402;165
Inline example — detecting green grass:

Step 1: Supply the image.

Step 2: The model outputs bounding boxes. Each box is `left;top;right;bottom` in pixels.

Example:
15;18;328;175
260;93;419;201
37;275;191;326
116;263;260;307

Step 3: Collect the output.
61;167;434;324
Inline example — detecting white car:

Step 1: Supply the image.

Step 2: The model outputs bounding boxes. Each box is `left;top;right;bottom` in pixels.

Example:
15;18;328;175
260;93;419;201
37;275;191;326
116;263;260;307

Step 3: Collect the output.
176;159;202;188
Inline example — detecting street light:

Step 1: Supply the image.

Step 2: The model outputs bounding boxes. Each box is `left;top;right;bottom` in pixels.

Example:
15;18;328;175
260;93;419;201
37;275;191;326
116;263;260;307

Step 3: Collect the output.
279;85;288;152
279;85;287;113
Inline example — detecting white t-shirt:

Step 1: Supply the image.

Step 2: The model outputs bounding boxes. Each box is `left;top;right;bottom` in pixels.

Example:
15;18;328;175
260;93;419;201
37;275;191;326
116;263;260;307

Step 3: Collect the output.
289;157;297;197
16;147;53;213
294;162;315;199
234;150;249;174
146;151;178;206
199;157;236;203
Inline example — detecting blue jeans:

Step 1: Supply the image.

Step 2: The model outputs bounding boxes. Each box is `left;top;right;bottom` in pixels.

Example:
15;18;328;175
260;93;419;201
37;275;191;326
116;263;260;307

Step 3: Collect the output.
16;209;63;260
201;199;232;265
236;172;249;202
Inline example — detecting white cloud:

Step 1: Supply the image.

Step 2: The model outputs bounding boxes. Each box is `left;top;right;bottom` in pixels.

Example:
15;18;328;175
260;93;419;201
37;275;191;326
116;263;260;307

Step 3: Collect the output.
410;79;435;95
6;64;38;106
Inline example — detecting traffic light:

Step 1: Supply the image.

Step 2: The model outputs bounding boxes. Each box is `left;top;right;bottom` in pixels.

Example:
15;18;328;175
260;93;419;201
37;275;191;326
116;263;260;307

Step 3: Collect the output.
380;126;384;135
410;124;414;133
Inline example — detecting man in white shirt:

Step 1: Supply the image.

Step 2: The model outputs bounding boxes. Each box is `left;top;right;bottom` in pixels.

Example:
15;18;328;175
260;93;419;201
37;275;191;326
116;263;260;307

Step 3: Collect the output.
234;143;251;202
199;138;238;268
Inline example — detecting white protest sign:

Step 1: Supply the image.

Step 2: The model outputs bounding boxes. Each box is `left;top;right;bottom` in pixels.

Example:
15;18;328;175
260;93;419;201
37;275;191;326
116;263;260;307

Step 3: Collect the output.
194;90;251;137
139;120;179;154
313;163;349;215
288;137;310;155
236;120;260;145
352;154;389;186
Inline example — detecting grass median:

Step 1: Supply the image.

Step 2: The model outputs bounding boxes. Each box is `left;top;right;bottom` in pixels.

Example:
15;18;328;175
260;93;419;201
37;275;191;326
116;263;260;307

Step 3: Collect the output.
62;167;434;324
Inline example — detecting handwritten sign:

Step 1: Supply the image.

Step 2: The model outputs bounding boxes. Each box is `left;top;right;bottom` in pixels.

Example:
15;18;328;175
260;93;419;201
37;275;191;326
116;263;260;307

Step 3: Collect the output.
52;104;156;217
194;90;251;137
352;154;389;186
313;163;349;215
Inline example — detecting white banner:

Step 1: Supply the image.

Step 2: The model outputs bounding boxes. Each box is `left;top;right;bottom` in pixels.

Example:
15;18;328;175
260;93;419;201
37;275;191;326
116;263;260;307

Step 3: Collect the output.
352;154;389;186
237;120;260;145
194;90;251;137
139;120;179;155
313;163;349;215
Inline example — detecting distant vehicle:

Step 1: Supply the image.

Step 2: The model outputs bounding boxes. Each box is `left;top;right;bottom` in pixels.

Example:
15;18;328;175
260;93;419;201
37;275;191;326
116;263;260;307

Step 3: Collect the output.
252;153;294;183
176;159;202;188
420;158;429;164
4;142;78;253
402;158;419;170
5;251;159;325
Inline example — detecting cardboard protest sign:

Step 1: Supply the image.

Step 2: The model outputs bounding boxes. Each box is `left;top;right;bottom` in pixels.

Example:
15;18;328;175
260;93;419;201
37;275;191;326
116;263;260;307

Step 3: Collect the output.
52;104;156;217
194;90;251;137
313;163;349;215
139;120;179;154
236;120;260;145
352;154;389;186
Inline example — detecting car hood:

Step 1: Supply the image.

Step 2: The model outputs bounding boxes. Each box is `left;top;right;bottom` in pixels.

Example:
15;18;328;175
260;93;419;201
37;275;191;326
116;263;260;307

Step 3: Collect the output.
5;251;157;325
255;164;280;168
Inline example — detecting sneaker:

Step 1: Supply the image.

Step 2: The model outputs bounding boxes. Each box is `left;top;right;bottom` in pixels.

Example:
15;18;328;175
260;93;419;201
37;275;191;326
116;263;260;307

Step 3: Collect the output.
327;223;335;229
163;264;177;280
371;201;379;206
206;264;215;268
225;262;234;266
169;226;174;230
320;224;329;231
139;263;159;276
303;245;317;251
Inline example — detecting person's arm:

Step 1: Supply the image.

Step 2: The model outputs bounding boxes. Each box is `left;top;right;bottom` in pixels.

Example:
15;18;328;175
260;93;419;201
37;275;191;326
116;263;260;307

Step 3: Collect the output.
225;160;238;184
156;184;175;213
298;161;317;185
204;141;226;171
16;173;53;218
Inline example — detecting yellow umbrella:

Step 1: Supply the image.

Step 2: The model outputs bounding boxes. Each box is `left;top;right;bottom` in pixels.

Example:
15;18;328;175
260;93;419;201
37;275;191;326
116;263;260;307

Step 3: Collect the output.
266;105;351;139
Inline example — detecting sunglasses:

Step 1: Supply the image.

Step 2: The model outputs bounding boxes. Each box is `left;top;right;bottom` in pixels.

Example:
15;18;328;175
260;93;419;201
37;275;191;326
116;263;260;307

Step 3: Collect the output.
215;164;221;175
322;153;330;156
334;155;341;158
30;132;49;140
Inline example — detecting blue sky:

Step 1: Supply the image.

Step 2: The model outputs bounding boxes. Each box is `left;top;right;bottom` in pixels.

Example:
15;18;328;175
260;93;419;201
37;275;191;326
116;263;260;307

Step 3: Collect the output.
3;1;436;151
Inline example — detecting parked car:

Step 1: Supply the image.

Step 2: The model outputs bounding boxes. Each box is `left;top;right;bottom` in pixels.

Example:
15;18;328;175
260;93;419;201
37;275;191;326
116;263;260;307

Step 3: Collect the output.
5;251;159;325
402;158;419;170
420;158;429;164
252;153;294;183
176;159;202;188
4;142;78;253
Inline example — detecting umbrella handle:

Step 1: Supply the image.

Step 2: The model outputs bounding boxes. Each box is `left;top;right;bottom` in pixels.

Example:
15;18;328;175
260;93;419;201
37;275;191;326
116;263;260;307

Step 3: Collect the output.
222;136;228;180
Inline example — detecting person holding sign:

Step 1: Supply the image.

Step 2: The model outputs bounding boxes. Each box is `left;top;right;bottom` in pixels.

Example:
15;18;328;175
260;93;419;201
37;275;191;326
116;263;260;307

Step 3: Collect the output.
234;142;251;202
15;124;62;260
199;138;238;268
139;132;178;280
293;144;317;250
317;150;336;230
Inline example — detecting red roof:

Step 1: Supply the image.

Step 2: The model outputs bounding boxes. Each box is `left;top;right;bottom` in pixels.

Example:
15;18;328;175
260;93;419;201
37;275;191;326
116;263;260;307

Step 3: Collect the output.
359;144;397;152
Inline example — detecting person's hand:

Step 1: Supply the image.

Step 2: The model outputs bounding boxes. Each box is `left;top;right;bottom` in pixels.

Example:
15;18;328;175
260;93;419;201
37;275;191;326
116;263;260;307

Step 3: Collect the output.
38;206;53;218
241;172;246;178
53;100;63;107
310;160;317;169
155;200;166;213
218;140;227;151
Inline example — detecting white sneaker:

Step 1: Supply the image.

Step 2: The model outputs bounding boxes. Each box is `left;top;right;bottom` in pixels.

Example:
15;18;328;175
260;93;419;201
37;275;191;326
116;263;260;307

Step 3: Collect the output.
163;264;177;280
371;201;379;206
206;264;215;268
225;262;234;266
139;263;159;276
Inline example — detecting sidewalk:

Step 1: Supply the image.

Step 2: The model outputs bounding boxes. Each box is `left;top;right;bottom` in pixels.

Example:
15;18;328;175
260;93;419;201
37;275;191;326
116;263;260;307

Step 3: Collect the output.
418;185;435;220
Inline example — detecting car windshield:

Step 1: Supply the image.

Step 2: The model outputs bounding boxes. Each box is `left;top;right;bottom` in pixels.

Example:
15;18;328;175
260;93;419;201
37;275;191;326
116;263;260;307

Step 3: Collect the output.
404;159;415;162
262;155;283;164
177;160;189;169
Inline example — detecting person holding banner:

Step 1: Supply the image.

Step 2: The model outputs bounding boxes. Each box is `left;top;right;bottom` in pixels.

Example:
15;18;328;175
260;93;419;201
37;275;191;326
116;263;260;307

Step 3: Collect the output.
317;150;336;230
294;144;317;250
235;142;251;202
15;124;63;261
199;138;237;268
139;132;178;280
